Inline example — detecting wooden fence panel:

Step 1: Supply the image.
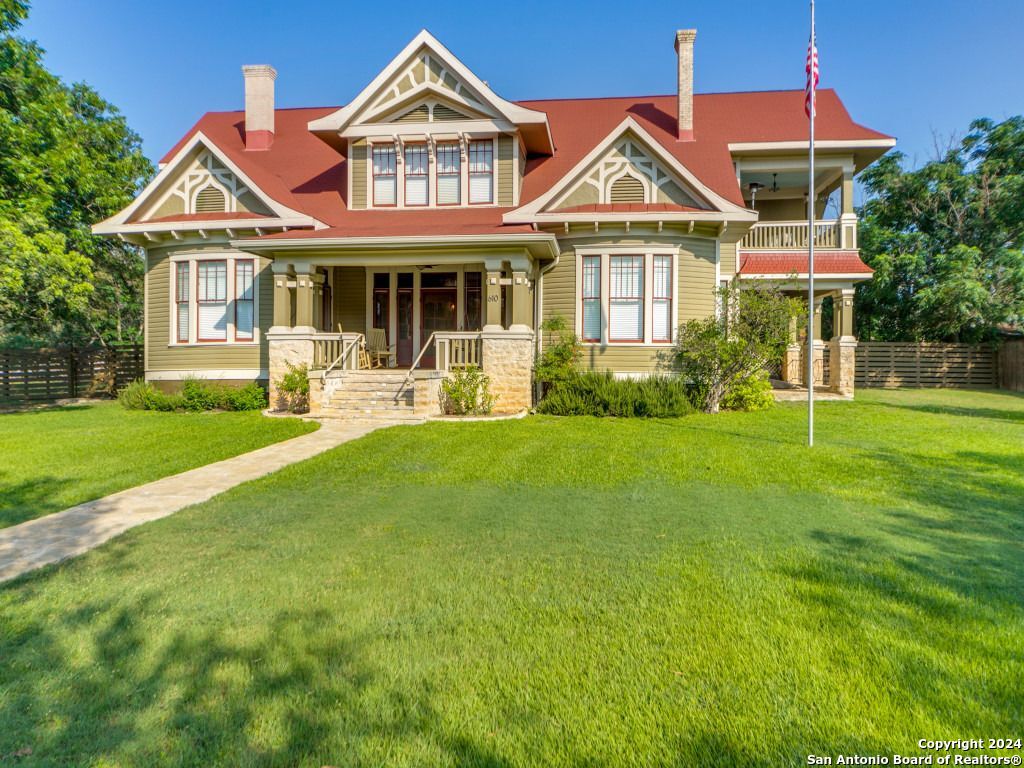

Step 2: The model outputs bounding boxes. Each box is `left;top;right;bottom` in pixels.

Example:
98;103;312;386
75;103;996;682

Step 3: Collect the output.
855;342;997;388
998;339;1024;392
0;344;143;403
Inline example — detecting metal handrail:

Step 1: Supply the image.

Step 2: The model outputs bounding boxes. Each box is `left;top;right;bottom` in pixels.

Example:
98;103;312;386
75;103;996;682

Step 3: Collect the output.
399;332;438;391
322;333;365;381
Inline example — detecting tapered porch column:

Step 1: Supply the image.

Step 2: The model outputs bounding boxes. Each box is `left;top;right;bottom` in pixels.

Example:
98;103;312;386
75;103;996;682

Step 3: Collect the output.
829;288;857;397
293;264;316;332
806;295;825;387
840;167;857;249
782;314;802;385
510;270;532;332
485;269;503;330
271;261;294;330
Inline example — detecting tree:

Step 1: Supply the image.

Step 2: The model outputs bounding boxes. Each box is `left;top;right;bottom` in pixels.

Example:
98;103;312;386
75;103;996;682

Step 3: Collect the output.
857;116;1024;342
0;0;152;346
670;280;803;413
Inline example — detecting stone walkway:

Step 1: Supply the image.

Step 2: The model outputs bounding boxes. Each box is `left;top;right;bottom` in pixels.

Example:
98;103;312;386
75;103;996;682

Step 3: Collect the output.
0;418;411;583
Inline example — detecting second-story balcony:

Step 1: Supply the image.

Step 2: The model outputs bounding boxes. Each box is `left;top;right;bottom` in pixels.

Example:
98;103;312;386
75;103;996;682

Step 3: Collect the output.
740;219;857;251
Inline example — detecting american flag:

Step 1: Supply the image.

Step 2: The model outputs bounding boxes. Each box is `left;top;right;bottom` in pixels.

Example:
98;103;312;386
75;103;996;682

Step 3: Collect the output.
805;36;819;118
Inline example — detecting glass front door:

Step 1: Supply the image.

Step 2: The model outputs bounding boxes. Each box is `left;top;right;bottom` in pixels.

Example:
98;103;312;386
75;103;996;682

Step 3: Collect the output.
420;272;458;368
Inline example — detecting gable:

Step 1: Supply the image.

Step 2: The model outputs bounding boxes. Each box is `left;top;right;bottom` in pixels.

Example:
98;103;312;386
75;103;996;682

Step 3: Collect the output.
549;136;706;211
384;97;477;125
134;149;274;221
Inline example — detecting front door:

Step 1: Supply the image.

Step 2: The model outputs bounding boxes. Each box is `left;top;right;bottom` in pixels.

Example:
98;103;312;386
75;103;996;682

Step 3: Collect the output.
420;272;458;368
396;273;414;367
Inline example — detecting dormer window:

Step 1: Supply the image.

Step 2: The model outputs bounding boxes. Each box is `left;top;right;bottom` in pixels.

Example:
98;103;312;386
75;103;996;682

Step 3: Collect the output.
436;142;461;205
372;145;397;206
468;140;493;204
404;144;429;206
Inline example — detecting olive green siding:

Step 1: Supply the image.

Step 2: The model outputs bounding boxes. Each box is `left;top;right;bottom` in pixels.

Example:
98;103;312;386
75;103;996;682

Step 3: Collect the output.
350;140;367;209
720;241;737;280
145;244;272;377
498;136;514;206
541;236;719;373
332;266;366;334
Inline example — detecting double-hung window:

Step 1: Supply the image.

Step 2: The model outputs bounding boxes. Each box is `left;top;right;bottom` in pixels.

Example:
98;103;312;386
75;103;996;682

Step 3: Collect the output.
234;260;255;341
578;250;675;345
404;144;428;206
372;145;397;206
581;256;602;342
436;142;461;205
468;140;493;204
175;262;190;343
609;256;644;342
197;261;228;342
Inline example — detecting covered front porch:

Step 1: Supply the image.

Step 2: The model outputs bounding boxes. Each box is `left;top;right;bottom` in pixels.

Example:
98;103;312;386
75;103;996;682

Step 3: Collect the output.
253;247;545;416
777;285;859;397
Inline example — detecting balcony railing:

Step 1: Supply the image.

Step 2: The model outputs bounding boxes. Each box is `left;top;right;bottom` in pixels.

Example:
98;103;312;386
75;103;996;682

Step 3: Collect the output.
741;220;842;250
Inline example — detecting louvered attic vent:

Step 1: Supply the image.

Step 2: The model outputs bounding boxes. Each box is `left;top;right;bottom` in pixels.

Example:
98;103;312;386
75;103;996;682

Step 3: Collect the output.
194;186;227;213
609;175;645;203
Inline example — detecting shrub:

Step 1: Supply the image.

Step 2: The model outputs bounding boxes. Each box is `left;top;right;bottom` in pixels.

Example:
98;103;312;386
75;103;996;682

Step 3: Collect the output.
117;379;155;410
440;365;496;415
534;315;581;395
275;363;310;413
222;382;267;411
181;377;222;412
721;370;775;412
537;372;694;418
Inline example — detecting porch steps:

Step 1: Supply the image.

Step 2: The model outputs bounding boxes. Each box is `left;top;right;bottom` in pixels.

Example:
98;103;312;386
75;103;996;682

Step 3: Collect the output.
320;370;420;421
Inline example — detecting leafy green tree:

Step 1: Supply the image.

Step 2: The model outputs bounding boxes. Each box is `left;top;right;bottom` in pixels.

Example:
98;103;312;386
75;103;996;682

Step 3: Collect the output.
0;0;152;346
857;117;1024;342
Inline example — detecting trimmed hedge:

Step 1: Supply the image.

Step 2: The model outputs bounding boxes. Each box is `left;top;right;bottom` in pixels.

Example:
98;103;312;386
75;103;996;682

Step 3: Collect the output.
118;378;267;412
537;372;694;418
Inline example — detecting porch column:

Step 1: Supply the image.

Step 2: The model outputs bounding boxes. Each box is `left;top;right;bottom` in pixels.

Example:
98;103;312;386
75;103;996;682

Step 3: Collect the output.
510;270;532;332
271;261;294;330
293;264;316;332
485;269;503;330
782;314;802;385
806;295;825;387
829;288;857;397
840;168;857;249
310;272;326;331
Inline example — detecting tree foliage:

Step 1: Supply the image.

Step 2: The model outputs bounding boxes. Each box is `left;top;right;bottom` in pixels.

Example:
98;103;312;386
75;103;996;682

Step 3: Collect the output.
670;280;803;414
0;1;152;346
857;116;1024;342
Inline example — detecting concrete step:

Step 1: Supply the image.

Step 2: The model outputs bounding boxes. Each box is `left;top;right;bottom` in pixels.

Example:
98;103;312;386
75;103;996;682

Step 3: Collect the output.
325;372;410;383
329;383;412;393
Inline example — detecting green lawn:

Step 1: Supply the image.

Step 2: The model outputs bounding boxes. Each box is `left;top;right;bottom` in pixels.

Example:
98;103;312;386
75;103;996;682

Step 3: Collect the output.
0;401;317;528
1;390;1022;766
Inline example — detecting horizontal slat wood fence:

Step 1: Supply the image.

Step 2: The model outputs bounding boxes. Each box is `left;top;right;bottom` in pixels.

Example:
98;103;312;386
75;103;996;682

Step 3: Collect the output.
855;342;996;388
0;344;143;403
998;339;1024;392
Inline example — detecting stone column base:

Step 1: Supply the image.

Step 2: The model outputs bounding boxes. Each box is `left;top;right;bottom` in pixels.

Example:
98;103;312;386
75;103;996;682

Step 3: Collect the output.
805;341;826;387
480;329;535;413
782;344;802;385
829;338;857;397
267;331;316;411
413;371;445;418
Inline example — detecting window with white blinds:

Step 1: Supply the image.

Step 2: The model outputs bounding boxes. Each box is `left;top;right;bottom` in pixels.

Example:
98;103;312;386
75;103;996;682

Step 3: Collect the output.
372;145;397;206
404;144;428;206
436;142;461;205
234;260;255;341
468;140;493;204
581;256;601;342
653;255;673;342
197;261;228;341
609;256;644;342
175;262;190;343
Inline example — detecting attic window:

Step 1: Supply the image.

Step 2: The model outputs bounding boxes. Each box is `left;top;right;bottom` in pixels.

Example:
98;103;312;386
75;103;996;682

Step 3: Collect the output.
609;175;645;204
194;185;227;213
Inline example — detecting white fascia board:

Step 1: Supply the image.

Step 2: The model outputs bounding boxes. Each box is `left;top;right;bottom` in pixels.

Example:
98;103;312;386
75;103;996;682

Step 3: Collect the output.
92;131;322;234
344;119;515;140
94;216;315;236
230;232;559;258
504;117;754;223
728;138;897;153
530;210;758;224
308;30;550;136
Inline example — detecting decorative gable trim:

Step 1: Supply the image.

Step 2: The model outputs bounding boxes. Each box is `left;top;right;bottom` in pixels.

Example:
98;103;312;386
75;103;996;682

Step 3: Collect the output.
93;132;321;235
504;117;757;224
308;30;553;153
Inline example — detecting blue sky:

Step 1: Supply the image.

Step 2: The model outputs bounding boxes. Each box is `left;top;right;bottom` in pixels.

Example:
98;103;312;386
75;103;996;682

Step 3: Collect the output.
21;0;1024;168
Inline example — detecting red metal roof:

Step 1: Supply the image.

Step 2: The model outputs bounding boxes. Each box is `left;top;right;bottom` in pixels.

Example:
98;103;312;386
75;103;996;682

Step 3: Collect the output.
155;89;892;240
739;251;874;276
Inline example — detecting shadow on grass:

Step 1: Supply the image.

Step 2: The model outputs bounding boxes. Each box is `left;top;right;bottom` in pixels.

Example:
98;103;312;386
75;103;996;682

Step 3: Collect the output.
0;474;76;528
0;591;514;767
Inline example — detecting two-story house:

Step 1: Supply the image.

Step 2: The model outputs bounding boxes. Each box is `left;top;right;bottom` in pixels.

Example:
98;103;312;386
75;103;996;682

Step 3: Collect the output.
94;29;894;416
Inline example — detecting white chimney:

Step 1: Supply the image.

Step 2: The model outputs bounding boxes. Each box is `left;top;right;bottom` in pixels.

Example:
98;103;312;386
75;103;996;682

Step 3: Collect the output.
242;64;276;150
674;29;697;141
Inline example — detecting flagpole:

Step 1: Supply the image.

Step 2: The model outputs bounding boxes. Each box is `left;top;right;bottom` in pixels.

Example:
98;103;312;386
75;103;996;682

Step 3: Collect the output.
807;0;816;447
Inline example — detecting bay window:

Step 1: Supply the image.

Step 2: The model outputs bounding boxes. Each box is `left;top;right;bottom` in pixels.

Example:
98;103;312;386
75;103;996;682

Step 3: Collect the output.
436;142;461;205
468;139;493;204
576;249;676;345
404;144;428;206
372;145;397;206
171;255;258;345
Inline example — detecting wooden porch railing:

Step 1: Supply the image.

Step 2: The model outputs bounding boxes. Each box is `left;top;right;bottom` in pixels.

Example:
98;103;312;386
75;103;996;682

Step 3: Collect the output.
740;220;840;250
435;331;483;371
311;333;365;374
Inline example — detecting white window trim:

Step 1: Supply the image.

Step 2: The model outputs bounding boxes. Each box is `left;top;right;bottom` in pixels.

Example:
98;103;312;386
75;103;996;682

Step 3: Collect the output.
574;245;679;346
366;135;499;210
167;252;260;347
